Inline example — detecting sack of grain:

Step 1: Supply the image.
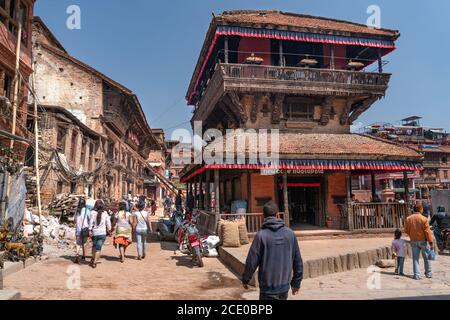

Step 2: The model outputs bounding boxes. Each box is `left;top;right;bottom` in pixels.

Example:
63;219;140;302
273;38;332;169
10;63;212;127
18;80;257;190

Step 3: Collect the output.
237;218;250;245
217;219;226;244
222;221;240;248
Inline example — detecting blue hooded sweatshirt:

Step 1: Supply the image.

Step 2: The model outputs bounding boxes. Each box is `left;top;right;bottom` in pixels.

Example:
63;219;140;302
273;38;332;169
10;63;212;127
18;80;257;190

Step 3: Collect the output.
242;217;303;294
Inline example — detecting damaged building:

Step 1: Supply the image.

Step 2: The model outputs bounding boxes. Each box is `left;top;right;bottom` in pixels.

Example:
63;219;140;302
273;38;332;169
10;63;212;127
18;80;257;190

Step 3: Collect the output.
30;17;162;207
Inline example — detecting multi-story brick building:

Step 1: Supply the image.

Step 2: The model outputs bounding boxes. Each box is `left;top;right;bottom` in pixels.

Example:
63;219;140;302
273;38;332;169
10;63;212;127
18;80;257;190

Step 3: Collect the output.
31;17;160;206
364;116;450;201
0;0;35;159
180;10;423;232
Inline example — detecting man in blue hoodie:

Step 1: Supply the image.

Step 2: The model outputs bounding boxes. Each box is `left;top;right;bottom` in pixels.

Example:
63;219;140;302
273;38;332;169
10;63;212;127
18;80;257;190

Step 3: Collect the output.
242;201;303;300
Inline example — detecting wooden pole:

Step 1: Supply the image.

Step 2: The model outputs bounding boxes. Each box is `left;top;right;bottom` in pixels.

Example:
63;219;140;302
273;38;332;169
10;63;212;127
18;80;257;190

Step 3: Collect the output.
371;172;377;201
378;49;383;73
279;40;284;67
283;172;290;227
224;36;229;64
199;173;204;210
330;45;335;70
214;170;220;215
403;171;410;204
205;170;210;211
345;171;354;231
194;176;198;209
4;23;22;222
31;61;43;234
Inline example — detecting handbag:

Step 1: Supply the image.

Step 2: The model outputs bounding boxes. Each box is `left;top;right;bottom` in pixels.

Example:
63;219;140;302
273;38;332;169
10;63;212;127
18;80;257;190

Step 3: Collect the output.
426;248;436;261
80;210;90;237
139;211;152;233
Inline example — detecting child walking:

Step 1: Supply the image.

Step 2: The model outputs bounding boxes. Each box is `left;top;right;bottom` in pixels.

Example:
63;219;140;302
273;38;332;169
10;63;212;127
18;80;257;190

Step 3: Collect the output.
391;229;409;276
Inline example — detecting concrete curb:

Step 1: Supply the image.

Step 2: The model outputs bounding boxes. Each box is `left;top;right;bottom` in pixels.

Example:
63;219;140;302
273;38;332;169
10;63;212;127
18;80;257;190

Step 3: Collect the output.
0;289;21;300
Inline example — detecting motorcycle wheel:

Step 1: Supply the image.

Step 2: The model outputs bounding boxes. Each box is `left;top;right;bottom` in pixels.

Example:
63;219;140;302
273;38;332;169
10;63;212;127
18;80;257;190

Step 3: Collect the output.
156;231;164;242
193;246;204;268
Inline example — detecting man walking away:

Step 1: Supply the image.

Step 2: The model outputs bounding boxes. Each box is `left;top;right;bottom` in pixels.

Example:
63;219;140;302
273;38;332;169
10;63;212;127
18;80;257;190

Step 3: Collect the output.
175;190;183;212
430;206;450;253
404;205;434;280
242;201;303;300
186;191;195;213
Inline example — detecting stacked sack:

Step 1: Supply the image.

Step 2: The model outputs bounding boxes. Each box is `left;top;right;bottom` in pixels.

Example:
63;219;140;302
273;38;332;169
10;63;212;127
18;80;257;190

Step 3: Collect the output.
217;217;250;248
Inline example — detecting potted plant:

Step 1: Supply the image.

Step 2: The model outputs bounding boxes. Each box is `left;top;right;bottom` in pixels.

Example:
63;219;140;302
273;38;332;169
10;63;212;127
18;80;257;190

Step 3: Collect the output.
325;215;333;228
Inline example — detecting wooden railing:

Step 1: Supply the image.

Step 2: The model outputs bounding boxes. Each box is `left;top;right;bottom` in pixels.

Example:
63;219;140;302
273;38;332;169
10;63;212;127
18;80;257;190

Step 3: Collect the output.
348;203;409;231
219;212;285;234
220;63;391;87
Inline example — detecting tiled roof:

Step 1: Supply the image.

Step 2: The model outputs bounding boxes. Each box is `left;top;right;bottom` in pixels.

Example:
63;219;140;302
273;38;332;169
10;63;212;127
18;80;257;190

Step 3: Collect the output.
216;10;399;38
204;132;422;160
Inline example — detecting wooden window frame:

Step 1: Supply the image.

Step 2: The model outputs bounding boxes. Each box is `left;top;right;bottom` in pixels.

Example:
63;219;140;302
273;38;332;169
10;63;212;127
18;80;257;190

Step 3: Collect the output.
285;97;317;121
0;0;29;46
80;137;87;168
70;130;78;162
56;126;67;153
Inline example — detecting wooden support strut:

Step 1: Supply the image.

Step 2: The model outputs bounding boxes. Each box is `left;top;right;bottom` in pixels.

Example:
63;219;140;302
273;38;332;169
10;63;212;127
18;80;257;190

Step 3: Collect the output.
205;170;211;211
403;171;410;204
283;172;290;227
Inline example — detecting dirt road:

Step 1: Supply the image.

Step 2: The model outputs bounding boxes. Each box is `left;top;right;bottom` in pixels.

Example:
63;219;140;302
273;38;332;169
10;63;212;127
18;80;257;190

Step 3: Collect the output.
4;238;253;300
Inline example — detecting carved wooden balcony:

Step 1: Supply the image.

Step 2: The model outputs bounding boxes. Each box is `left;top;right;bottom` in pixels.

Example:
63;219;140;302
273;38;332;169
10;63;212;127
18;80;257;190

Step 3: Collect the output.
193;63;392;121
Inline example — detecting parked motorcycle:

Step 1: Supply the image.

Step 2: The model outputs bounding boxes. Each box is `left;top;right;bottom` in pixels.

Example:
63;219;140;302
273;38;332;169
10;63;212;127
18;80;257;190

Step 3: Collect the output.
440;228;450;252
178;219;206;268
156;210;184;242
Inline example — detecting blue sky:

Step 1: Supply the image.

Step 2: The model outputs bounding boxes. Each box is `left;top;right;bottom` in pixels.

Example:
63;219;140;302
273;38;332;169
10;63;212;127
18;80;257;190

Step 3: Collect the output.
35;0;450;137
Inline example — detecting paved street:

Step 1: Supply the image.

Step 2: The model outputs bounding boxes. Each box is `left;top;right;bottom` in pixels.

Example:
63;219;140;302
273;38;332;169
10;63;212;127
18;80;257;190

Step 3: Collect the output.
4;234;450;300
242;254;450;300
3;239;253;300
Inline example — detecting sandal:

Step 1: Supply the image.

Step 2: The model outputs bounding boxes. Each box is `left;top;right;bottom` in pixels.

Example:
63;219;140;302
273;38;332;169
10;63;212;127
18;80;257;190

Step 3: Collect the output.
74;256;80;264
92;262;97;269
136;256;142;261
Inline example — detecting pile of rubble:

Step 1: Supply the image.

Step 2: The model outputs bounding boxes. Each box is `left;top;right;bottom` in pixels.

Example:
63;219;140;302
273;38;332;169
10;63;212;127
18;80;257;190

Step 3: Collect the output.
47;194;84;221
25;210;76;249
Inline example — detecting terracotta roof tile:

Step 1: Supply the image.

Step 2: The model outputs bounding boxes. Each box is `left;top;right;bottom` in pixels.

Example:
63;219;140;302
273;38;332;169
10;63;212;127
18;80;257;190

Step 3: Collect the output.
217;10;399;39
205;132;422;161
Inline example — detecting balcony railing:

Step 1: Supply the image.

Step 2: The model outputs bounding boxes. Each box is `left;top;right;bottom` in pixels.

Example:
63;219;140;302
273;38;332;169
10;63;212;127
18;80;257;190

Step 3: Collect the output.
221;63;391;87
193;62;392;114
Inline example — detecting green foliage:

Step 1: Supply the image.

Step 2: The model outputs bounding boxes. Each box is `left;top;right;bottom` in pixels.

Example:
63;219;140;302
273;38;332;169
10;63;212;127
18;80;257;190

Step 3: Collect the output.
0;146;21;176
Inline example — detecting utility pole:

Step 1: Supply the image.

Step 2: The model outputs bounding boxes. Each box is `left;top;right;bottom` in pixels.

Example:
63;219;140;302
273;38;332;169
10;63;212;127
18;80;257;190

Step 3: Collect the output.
4;23;22;223
32;61;43;234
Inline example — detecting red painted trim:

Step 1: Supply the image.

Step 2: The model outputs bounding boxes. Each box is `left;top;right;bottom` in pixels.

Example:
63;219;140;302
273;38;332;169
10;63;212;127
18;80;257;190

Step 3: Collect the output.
277;183;321;188
181;164;420;183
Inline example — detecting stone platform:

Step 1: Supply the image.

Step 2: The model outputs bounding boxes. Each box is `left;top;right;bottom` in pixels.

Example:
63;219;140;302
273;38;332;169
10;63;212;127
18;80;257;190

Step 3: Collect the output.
219;236;411;283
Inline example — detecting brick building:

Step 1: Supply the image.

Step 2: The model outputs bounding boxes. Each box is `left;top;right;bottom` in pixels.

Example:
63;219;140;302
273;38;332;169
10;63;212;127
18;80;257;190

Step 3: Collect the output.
363;116;450;201
31;17;160;206
0;0;35;159
180;10;423;232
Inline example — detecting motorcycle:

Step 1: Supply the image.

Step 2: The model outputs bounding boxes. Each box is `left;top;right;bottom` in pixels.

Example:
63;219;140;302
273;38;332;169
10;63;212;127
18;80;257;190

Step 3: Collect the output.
178;219;206;268
156;210;184;242
440;228;450;252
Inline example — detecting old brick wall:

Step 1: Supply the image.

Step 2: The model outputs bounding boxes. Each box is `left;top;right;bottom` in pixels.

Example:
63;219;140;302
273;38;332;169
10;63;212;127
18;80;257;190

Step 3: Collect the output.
249;173;275;213
33;25;104;133
327;172;346;228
